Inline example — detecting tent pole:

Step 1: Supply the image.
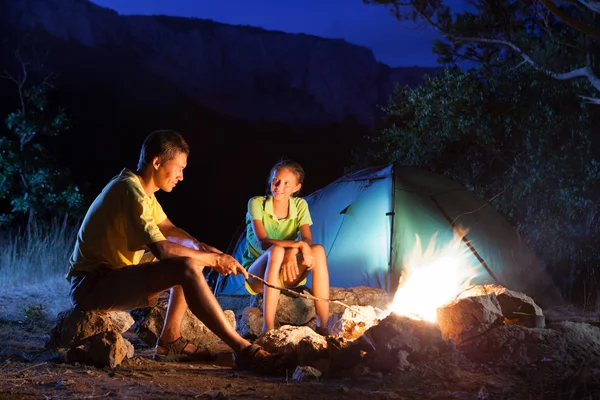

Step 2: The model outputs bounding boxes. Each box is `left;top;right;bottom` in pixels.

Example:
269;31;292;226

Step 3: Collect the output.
388;165;396;295
430;196;500;284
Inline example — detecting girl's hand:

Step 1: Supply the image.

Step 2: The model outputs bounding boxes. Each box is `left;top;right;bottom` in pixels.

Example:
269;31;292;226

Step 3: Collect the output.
282;249;300;282
301;244;314;269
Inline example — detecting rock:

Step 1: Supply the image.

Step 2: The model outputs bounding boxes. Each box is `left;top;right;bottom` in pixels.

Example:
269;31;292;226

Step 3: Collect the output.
457;284;544;317
65;328;134;368
328;305;379;340
131;302;236;348
48;309;125;349
291;365;323;381
437;293;504;345
236;307;263;340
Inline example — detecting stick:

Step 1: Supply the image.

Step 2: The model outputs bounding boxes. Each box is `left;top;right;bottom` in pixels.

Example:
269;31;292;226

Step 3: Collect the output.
246;272;371;319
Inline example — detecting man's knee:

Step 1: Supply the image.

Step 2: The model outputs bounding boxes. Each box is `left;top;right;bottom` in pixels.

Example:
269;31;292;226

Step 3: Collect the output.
176;257;205;280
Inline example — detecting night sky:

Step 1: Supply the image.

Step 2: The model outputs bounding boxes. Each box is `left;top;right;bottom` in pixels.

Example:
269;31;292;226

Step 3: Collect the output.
90;0;443;67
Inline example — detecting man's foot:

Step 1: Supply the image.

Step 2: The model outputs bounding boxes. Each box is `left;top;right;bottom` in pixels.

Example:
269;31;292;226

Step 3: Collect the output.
232;344;289;375
153;336;214;362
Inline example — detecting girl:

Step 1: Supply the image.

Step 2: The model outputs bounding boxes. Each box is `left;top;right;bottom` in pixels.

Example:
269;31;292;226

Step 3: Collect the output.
242;159;330;335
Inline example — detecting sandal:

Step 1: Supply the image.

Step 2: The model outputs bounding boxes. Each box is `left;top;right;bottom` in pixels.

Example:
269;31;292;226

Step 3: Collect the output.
315;326;330;337
153;336;214;362
232;344;287;375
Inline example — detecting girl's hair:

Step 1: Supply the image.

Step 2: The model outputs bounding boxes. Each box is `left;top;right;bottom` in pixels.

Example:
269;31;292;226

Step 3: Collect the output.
267;158;305;197
137;130;189;170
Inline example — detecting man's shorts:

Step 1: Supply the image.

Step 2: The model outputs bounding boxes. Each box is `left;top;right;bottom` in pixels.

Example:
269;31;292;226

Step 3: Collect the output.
244;271;307;296
69;265;158;311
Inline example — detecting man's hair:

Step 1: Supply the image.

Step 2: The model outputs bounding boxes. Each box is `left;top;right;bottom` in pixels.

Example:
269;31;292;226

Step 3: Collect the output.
266;158;305;197
137;130;189;170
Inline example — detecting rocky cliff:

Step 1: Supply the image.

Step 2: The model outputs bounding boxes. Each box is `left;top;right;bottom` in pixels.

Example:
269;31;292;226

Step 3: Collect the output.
1;0;435;125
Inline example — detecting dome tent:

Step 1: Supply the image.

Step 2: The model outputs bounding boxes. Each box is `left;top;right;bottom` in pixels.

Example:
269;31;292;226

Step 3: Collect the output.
215;163;561;307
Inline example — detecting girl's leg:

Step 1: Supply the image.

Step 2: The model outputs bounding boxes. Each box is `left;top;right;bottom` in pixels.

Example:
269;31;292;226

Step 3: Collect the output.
291;245;330;330
310;244;330;328
247;245;285;332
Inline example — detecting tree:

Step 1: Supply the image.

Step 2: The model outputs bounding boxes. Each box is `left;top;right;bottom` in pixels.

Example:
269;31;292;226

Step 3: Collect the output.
363;0;600;103
0;47;84;226
355;65;600;303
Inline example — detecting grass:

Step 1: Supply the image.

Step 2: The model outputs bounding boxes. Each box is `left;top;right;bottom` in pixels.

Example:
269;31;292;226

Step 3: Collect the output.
0;217;78;287
0;217;78;321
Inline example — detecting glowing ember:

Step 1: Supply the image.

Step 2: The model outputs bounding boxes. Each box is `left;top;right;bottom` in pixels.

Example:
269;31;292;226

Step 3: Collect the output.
387;230;480;322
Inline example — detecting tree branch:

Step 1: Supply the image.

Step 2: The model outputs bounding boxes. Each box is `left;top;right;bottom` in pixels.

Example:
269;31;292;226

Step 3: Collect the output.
450;37;600;92
577;0;600;13
539;0;600;39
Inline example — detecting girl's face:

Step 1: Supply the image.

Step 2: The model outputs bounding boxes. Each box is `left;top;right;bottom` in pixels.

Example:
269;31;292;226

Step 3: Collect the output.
270;167;301;200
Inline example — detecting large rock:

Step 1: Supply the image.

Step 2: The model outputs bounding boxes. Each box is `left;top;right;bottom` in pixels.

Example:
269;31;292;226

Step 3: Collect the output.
47;309;135;368
251;290;316;326
437;293;504;345
48;309;134;349
329;286;390;315
132;301;236;348
457;284;544;317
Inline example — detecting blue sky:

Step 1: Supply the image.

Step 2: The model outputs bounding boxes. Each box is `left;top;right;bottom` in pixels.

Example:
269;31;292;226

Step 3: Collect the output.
90;0;444;67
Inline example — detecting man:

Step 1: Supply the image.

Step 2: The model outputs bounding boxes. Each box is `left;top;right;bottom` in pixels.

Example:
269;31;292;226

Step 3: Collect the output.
67;130;278;372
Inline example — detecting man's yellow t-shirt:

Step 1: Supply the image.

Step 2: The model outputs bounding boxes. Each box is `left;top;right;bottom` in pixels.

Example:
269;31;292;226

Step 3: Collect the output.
67;169;167;280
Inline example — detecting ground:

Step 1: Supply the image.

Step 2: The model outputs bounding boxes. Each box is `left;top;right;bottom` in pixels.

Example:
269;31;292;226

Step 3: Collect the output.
1;280;600;399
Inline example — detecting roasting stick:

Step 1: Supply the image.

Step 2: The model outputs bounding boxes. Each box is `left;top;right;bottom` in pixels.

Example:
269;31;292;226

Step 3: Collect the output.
245;272;371;318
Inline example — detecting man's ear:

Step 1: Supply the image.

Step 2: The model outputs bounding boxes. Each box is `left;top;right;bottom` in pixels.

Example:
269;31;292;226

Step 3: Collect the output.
152;156;161;170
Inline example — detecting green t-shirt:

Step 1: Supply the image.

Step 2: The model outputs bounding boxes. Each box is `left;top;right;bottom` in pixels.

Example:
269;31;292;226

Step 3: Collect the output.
241;195;313;268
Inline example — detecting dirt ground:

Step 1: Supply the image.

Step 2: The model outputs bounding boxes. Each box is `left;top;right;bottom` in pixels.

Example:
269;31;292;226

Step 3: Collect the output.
2;284;600;399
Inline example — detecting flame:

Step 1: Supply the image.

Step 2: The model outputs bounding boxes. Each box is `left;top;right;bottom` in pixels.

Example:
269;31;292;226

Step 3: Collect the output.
387;230;480;322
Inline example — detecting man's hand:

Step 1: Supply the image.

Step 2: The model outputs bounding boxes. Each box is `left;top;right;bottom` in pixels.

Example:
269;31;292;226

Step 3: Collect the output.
215;254;248;279
282;249;300;283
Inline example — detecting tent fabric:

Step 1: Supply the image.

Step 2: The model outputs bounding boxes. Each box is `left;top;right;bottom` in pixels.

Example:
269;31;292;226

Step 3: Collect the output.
214;162;561;307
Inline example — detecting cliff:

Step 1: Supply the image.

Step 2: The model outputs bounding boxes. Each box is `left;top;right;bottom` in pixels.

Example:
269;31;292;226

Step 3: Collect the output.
1;0;436;125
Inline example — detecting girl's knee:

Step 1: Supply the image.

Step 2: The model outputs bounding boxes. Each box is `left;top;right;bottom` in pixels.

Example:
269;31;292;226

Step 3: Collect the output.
311;244;326;257
268;245;285;260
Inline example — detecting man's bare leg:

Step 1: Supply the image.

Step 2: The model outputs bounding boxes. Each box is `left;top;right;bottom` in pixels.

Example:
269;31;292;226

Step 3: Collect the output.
156;286;205;354
145;258;250;354
159;286;186;341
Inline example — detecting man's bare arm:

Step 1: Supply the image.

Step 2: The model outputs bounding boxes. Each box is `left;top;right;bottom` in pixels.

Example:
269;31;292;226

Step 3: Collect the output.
145;218;245;278
158;218;223;253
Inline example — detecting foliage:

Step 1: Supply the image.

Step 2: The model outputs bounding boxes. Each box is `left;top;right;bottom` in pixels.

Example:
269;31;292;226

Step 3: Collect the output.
0;77;84;226
354;65;600;302
363;0;600;102
21;303;45;328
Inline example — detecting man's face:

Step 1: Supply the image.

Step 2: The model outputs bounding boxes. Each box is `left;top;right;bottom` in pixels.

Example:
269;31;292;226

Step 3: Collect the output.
154;151;187;192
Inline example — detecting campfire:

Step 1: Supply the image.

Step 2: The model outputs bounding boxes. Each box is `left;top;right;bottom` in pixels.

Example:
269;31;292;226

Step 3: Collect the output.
252;228;546;380
385;231;481;322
